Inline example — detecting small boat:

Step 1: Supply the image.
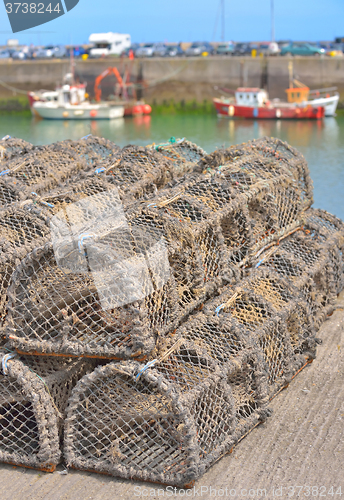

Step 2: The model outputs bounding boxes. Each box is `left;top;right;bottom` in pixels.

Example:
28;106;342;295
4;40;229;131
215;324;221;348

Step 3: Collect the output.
214;87;325;119
28;73;125;120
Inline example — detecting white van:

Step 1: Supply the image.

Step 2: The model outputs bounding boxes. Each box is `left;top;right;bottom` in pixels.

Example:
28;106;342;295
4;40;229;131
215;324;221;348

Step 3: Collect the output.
89;32;131;58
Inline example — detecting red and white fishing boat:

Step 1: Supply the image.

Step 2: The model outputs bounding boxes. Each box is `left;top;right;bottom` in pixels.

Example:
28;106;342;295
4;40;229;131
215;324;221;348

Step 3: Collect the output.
214;87;325;119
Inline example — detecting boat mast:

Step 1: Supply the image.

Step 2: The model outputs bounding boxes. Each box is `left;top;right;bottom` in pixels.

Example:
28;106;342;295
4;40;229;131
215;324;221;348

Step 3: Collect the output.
221;0;225;42
271;0;275;42
70;46;75;84
288;60;293;89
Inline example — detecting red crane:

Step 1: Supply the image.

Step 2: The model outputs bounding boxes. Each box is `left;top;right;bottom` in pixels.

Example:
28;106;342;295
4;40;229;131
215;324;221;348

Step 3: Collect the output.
93;66;151;116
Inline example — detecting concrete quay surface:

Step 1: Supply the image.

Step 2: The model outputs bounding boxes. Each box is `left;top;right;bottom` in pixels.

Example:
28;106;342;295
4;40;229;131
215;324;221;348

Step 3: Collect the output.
0;293;343;500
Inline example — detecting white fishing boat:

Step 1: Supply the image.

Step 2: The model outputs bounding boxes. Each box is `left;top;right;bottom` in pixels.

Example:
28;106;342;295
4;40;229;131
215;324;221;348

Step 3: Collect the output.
28;74;124;120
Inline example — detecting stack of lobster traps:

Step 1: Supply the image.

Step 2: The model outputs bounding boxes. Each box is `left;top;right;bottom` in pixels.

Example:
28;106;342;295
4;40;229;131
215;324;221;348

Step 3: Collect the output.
0;135;343;487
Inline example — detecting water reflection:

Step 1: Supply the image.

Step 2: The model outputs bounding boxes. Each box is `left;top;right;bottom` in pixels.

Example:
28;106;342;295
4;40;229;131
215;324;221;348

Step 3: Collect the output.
30;116;126;144
217;117;327;149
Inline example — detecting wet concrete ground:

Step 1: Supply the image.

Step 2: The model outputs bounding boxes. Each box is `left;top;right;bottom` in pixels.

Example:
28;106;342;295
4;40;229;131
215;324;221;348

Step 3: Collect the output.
0;293;343;500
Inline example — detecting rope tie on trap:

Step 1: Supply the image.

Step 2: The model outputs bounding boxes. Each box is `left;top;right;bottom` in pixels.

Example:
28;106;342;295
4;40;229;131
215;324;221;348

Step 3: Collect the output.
135;338;184;380
255;246;279;268
147;191;183;209
94;158;121;175
31;192;55;209
215;291;241;316
1;352;17;375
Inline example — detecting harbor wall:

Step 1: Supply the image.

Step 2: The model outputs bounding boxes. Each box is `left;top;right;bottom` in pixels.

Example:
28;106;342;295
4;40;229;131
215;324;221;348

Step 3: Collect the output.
0;56;344;103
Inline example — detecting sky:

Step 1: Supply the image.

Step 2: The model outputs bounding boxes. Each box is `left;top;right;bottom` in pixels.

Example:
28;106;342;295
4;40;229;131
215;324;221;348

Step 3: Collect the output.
1;0;344;47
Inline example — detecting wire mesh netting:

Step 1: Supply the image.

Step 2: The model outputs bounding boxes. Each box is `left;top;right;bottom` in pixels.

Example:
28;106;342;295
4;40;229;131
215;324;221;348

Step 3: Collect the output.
64;340;269;487
0;350;92;470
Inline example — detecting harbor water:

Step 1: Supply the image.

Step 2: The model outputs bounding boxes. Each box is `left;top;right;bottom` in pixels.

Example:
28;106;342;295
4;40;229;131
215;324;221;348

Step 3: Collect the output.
0;114;343;220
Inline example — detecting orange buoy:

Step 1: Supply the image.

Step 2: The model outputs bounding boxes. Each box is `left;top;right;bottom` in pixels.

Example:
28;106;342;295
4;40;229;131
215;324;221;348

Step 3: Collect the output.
90;109;97;118
142;104;152;115
132;105;143;115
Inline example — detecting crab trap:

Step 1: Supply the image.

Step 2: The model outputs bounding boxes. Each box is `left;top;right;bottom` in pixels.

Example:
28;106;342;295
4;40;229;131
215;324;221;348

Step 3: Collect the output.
0;350;92;471
64;340;269;487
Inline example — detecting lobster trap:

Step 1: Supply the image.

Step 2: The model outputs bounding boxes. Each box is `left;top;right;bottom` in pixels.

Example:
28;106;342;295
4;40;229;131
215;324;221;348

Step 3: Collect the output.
41;143;194;212
57;135;121;166
150;138;207;176
64;340;269;487
197;136;313;208
0;135;344;488
5;161;306;359
0;350;92;471
251;208;344;329
0;136;33;162
98;145;179;201
176;267;316;398
0;144;87;209
0;204;50;323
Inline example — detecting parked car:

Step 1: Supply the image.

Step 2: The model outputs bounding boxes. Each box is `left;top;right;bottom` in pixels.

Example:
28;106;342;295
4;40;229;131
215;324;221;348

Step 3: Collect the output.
165;45;184;57
12;50;26;60
258;42;280;56
0;49;12;59
232;42;252;56
216;42;234;55
121;43;140;57
280;42;325;56
35;45;67;59
135;43;156;57
185;42;214;56
11;46;32;60
325;43;343;57
66;46;87;58
152;43;168;57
